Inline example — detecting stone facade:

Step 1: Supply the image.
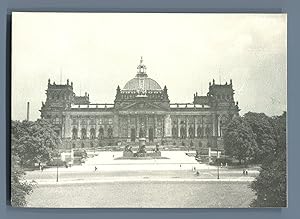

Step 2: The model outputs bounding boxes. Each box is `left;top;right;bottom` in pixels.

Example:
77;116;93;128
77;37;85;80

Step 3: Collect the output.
40;58;239;149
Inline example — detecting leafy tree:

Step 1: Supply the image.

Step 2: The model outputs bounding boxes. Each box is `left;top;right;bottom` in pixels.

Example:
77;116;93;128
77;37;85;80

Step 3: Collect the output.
223;116;258;164
243;112;276;163
11;154;33;207
250;112;287;207
11;119;61;167
11;119;61;206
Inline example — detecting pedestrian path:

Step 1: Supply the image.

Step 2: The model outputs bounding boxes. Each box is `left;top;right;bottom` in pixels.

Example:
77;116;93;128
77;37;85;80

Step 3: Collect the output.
30;176;256;185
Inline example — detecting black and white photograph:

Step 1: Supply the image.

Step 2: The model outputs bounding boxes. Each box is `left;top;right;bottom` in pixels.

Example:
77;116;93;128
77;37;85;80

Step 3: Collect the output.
11;12;287;208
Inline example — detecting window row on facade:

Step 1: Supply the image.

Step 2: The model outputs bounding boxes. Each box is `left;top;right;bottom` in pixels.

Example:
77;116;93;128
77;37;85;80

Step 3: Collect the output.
171;125;212;138
72;126;113;140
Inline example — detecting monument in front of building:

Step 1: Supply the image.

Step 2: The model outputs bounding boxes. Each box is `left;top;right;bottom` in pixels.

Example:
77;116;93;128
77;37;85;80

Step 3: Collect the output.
122;137;161;159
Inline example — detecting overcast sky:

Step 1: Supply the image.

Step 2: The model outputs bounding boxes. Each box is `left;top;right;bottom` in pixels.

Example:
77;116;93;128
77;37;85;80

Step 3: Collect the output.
12;12;287;121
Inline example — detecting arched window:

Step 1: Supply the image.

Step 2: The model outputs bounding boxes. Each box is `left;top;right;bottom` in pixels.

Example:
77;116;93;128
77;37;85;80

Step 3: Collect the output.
180;127;186;139
205;126;212;137
172;126;178;138
98;127;104;139
197;126;203;138
188;126;194;138
139;128;145;138
81;128;87;139
107;127;113;139
148;127;154;142
72;127;78;139
90;128;96;139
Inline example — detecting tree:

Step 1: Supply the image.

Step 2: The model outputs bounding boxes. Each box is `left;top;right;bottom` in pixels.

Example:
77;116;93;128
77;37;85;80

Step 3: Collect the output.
11;119;61;167
243;112;276;163
250;112;287;207
11;119;61;206
11;154;33;207
223;116;258;164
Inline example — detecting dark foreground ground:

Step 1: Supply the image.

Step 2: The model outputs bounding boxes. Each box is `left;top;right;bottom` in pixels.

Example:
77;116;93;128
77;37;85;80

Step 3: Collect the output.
26;181;255;208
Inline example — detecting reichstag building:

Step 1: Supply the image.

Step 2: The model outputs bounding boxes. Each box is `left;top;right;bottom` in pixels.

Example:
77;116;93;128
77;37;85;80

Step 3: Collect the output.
40;58;240;149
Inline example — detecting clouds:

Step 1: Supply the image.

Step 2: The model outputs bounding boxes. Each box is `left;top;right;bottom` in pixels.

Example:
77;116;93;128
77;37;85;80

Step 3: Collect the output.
12;13;287;121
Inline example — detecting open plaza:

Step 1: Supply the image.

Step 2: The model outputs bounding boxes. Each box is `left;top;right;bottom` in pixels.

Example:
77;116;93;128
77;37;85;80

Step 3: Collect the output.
25;150;259;208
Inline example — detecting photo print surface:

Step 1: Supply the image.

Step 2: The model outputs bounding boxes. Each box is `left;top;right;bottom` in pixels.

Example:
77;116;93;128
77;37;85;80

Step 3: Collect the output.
11;12;287;208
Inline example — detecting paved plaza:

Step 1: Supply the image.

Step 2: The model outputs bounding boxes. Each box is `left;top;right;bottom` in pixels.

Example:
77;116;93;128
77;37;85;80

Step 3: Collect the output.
25;151;258;184
25;151;258;207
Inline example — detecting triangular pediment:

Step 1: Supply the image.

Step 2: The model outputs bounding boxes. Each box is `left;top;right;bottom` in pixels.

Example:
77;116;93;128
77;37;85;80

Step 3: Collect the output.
118;101;169;111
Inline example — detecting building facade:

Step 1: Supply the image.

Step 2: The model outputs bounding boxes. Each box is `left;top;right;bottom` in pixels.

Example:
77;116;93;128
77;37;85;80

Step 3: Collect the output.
40;58;240;149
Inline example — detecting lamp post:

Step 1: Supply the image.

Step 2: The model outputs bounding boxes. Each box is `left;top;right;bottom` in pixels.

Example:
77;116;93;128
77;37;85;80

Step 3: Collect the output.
56;140;60;182
216;136;220;180
56;161;59;182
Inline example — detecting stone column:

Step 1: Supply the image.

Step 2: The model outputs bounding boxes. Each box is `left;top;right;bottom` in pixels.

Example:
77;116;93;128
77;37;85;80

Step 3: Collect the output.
136;115;139;139
217;115;221;137
186;117;188;138
194;116;197;138
86;118;90;139
95;117;98;139
146;115;149;138
202;116;206;137
60;123;64;139
212;114;216;137
65;114;72;138
127;115;131;138
78;117;81;139
113;114;118;138
178;118;180;138
164;114;172;137
154;115;157;138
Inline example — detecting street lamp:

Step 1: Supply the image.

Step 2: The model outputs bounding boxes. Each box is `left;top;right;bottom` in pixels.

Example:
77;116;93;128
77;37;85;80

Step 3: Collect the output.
56;139;61;182
56;160;59;182
216;136;220;180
